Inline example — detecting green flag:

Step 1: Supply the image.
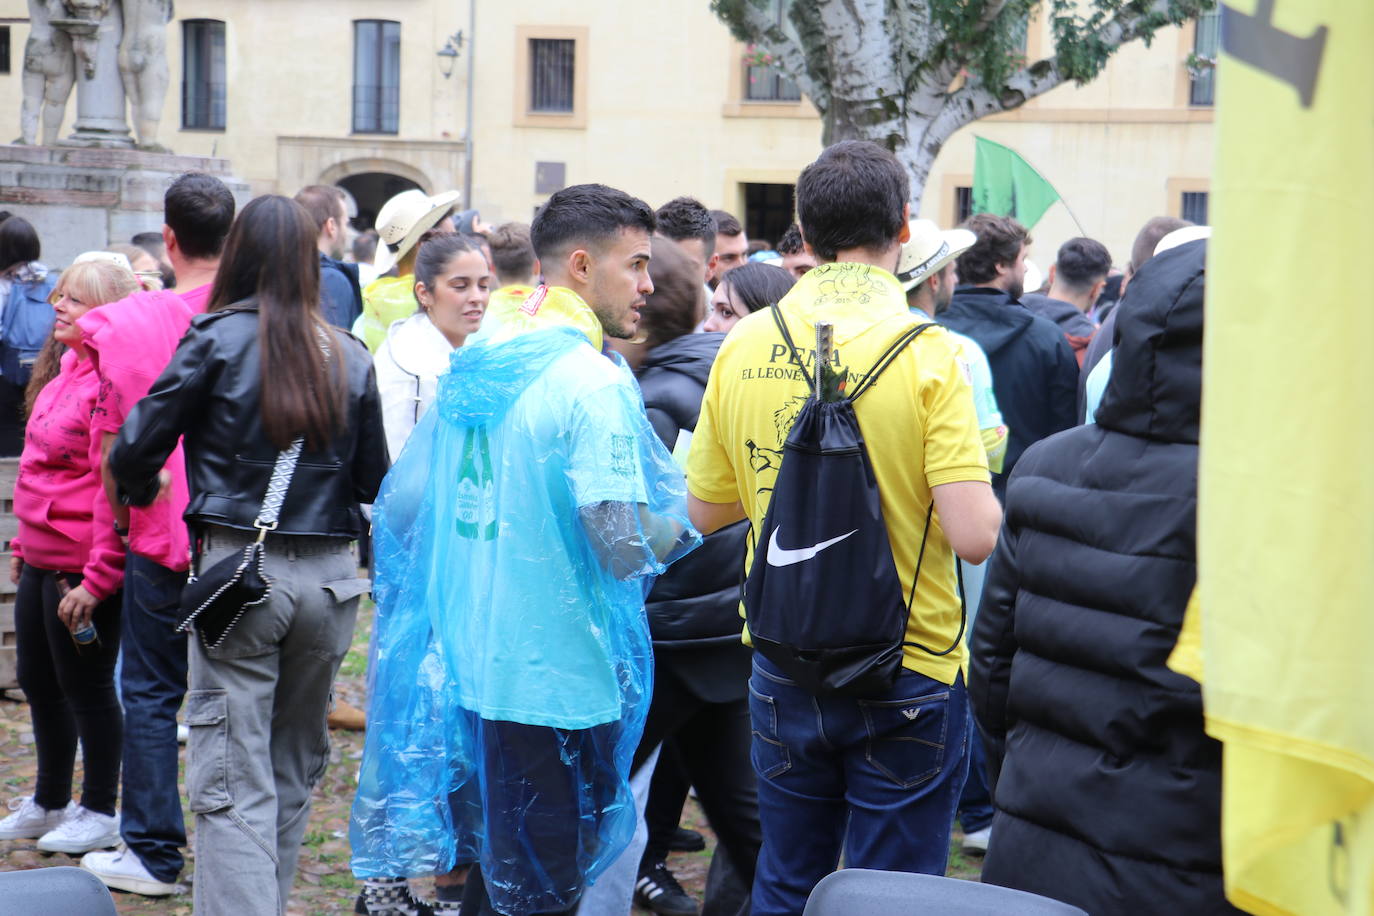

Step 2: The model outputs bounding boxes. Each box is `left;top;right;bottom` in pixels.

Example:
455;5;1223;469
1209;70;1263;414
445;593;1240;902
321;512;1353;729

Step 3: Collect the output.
972;137;1060;228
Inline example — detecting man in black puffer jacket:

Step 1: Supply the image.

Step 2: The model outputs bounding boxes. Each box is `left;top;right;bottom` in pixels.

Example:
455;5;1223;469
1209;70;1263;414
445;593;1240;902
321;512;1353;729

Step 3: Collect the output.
970;239;1241;915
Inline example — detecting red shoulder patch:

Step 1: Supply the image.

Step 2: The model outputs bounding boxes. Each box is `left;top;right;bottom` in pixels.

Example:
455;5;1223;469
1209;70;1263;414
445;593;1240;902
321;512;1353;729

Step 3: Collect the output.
520;285;549;316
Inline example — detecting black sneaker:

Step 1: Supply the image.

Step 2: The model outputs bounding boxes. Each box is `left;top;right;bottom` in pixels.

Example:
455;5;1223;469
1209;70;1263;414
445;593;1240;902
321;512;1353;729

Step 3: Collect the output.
634;861;699;916
667;826;706;853
355;878;436;916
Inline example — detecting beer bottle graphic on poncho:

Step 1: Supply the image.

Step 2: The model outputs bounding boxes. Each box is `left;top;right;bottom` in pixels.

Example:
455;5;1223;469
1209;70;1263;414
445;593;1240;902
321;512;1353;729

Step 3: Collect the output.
456;426;497;540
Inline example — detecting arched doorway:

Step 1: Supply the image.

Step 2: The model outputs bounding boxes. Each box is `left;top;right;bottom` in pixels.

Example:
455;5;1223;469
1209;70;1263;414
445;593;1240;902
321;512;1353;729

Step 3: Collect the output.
338;172;423;232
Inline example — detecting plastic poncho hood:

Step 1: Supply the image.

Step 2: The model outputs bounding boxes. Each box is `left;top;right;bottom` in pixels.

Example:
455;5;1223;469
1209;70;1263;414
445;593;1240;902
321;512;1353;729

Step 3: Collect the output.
435;326;579;427
352;308;699;915
358;274;418;352
470;283;605;352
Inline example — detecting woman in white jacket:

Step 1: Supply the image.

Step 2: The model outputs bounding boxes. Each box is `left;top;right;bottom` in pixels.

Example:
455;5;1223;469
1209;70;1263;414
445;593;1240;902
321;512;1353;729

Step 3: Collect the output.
361;231;490;914
373;234;491;458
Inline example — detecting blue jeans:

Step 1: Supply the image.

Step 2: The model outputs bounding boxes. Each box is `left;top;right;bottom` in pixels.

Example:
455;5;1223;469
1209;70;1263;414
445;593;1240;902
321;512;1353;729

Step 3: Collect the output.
119;552;189;883
958;724;994;833
748;654;970;916
956;558;994;833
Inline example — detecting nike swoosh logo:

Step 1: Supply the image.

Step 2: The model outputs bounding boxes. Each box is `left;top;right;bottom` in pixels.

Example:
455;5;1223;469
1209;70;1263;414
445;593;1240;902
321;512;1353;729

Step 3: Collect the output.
766;528;859;567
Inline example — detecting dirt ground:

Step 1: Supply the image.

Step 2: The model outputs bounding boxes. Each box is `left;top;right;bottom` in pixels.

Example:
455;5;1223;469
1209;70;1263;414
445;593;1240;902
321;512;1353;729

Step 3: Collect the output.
0;600;982;914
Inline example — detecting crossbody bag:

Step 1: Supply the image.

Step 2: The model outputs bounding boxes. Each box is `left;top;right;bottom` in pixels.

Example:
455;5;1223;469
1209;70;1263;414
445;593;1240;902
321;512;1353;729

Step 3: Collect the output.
176;438;304;650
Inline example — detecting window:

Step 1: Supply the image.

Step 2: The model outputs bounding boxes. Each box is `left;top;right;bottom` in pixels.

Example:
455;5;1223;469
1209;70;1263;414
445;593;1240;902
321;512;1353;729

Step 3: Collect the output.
514;26;587;128
1011;15;1031;56
353;20;400;134
955;187;974;225
1189;9;1220;106
1181;191;1209;224
0;26;10;75
745;63;801;102
743;0;800;102
529;39;574;113
743;183;796;247
181;20;225;130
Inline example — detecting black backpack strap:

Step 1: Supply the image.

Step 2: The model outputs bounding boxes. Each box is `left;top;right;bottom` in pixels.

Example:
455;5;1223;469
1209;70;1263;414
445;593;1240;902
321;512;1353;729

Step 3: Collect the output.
900;501;968;657
770;305;816;393
849;321;936;401
856;319;965;658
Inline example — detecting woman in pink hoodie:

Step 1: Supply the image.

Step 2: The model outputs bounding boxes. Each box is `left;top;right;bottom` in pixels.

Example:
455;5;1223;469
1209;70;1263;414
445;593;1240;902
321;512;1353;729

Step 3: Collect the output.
0;255;137;855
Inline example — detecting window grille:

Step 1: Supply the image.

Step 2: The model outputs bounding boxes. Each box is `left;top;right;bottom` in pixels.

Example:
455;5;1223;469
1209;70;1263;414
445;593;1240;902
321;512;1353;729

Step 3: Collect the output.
529;39;575;113
1181;191;1209;225
1189;9;1220;107
354;20;401;134
182;20;226;130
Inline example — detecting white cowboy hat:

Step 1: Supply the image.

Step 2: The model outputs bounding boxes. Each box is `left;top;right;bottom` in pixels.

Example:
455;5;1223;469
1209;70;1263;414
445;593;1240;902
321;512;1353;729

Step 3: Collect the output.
373;188;462;274
896;219;977;291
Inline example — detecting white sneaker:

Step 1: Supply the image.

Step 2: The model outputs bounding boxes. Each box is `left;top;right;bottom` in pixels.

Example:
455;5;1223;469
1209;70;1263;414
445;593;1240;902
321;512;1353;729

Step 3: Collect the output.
0;796;75;840
176;724;190;744
962;826;992;854
82;848;180;897
36;805;120;853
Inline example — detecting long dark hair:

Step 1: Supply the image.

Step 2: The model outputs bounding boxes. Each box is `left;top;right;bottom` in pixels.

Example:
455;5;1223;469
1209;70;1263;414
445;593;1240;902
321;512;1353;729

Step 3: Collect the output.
208;195;345;450
719;262;796;315
0;216;41;274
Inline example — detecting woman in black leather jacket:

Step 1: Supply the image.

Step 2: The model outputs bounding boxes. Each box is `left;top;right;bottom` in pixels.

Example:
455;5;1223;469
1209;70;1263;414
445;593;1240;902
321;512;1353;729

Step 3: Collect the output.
110;195;389;916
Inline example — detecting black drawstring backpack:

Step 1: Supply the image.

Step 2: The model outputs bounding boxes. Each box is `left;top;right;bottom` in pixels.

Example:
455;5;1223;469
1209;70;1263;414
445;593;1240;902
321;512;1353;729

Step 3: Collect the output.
743;306;965;696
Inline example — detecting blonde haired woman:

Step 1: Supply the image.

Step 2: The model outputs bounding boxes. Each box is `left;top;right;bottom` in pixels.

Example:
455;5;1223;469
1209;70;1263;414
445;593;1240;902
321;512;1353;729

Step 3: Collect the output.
0;254;142;854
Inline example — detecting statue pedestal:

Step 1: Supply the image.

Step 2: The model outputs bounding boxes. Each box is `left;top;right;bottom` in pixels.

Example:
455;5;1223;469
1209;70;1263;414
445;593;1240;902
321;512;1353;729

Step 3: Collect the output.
54;10;135;149
0;144;250;267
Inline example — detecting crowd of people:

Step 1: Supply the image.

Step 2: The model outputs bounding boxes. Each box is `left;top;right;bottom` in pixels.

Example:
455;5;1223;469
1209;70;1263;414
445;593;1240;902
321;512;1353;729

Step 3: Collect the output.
0;137;1226;916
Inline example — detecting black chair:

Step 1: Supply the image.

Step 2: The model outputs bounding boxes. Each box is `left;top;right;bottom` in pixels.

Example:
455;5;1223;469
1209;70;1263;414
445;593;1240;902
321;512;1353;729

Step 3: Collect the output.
803;868;1089;916
0;865;119;915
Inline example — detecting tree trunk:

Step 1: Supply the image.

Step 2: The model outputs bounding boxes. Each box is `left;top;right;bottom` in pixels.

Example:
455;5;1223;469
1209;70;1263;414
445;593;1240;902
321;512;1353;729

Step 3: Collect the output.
895;129;939;215
822;101;948;216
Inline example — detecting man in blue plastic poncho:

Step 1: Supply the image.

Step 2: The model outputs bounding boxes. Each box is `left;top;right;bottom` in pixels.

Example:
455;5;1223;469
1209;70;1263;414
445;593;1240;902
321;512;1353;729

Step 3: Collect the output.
351;184;701;916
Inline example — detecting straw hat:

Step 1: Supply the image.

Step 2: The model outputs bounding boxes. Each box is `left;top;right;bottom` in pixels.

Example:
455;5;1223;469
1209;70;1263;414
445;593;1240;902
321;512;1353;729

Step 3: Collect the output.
373;189;462;274
896;219;976;291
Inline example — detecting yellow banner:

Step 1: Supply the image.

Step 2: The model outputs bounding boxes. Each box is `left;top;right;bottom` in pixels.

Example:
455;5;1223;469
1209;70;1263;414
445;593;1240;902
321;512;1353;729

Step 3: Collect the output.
1194;0;1374;912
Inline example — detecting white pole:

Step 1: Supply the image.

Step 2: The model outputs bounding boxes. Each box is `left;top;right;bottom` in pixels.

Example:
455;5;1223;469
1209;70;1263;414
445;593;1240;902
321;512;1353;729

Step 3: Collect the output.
463;0;476;207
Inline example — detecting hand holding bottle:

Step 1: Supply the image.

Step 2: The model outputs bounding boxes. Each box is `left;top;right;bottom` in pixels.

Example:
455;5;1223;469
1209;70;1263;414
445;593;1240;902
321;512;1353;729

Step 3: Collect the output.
55;576;100;650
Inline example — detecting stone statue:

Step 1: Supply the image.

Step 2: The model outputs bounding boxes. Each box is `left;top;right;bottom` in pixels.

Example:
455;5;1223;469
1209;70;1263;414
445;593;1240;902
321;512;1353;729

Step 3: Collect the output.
63;0;113;79
17;0;76;145
15;0;172;149
118;0;172;151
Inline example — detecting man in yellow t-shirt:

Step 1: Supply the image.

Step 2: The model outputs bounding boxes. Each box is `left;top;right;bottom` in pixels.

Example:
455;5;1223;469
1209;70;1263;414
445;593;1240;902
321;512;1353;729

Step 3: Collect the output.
687;140;1002;915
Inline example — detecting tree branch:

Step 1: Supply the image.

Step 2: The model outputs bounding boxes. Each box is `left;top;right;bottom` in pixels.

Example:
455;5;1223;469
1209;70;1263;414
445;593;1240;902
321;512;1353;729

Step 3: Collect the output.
890;0;937;88
713;0;830;111
1100;0;1199;44
948;0;1204;122
1054;0;1210;82
975;0;1011;34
